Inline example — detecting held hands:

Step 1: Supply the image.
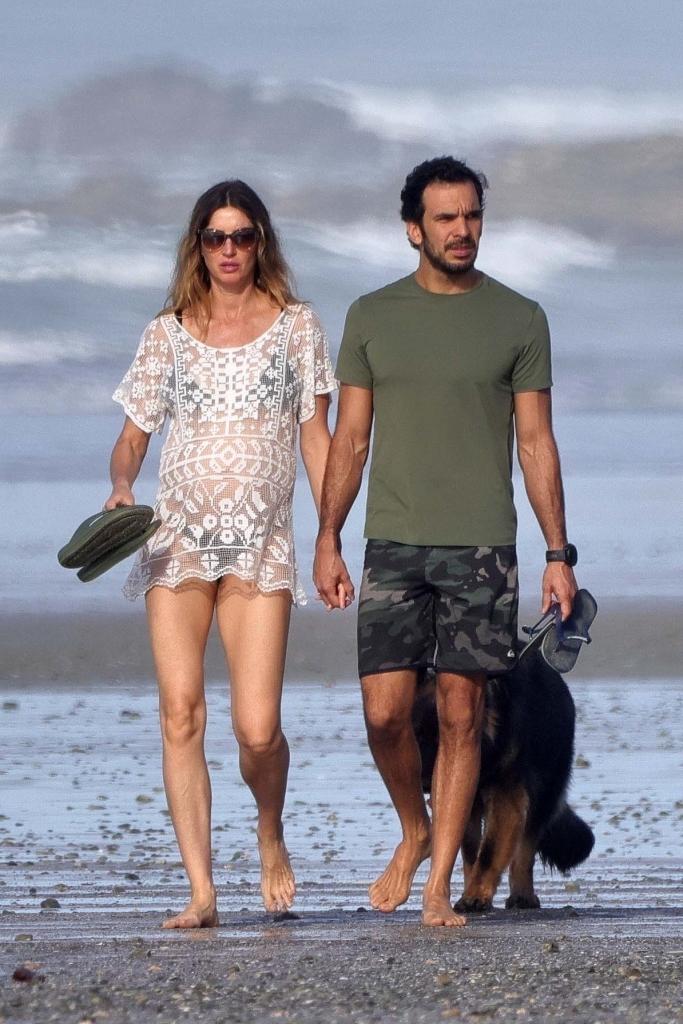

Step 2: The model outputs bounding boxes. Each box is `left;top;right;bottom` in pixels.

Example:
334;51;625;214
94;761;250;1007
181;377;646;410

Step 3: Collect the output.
542;562;578;621
103;484;135;511
313;534;355;611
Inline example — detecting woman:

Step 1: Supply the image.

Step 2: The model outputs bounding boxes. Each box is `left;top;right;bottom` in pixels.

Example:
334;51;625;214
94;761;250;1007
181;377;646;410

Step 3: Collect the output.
106;180;336;928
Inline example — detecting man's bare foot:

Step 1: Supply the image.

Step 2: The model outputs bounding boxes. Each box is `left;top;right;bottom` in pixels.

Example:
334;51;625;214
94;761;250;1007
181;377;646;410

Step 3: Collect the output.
162;891;218;929
258;832;296;913
369;832;431;912
422;887;467;928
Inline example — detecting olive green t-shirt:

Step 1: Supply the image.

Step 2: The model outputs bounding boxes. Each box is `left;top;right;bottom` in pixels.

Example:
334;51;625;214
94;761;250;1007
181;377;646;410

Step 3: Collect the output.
335;273;552;546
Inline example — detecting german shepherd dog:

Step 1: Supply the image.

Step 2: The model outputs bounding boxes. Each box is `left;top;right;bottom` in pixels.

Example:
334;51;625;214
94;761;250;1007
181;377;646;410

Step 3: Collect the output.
412;651;595;911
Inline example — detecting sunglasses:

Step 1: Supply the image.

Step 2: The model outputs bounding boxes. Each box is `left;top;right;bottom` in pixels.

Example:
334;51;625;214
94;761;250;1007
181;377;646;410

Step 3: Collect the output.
198;227;258;252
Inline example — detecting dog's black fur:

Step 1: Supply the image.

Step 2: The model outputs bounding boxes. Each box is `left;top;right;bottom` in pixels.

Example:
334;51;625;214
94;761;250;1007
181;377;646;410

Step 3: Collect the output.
412;651;594;911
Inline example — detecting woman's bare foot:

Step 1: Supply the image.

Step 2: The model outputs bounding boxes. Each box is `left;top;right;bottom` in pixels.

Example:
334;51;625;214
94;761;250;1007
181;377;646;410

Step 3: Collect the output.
422;886;467;928
162;890;218;929
258;832;296;912
369;831;431;912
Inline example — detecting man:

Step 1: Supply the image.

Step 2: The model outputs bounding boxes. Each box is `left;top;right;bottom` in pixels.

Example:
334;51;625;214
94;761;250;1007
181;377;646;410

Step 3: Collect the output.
313;156;578;928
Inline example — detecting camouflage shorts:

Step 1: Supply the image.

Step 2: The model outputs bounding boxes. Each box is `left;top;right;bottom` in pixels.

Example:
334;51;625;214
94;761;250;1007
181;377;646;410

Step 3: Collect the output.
357;539;519;677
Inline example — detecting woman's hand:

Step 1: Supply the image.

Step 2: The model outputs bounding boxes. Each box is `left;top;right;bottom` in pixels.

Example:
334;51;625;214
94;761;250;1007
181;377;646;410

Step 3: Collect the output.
104;483;135;510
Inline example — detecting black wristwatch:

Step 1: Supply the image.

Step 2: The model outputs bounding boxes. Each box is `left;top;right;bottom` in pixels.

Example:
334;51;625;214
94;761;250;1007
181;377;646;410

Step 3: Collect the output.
545;543;578;567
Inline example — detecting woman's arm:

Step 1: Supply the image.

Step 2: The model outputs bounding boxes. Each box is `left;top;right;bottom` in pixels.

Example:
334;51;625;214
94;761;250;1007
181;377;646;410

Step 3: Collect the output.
299;394;332;514
104;416;152;509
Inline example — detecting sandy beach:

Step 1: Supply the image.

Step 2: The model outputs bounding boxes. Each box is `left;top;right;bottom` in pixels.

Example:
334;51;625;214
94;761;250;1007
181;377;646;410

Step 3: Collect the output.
5;598;683;685
2;677;682;1022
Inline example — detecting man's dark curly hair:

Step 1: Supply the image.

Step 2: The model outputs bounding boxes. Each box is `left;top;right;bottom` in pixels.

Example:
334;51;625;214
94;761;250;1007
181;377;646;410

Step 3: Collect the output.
400;156;488;223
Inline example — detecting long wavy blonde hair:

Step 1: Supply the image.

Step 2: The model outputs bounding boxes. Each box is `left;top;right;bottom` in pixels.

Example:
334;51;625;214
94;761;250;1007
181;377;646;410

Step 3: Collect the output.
162;180;297;334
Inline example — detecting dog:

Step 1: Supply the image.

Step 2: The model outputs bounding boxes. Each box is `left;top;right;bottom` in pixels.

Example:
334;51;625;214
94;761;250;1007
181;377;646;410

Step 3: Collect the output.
411;651;595;911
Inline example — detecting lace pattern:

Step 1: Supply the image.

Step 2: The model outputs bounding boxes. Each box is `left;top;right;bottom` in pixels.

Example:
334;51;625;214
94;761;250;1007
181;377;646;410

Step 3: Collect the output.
112;303;336;603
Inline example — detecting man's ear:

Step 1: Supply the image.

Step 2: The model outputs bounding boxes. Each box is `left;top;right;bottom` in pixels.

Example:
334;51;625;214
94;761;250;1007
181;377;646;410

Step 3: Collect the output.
406;220;422;250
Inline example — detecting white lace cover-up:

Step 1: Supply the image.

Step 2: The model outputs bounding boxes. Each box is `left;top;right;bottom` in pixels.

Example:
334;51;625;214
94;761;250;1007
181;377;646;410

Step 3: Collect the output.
112;304;336;603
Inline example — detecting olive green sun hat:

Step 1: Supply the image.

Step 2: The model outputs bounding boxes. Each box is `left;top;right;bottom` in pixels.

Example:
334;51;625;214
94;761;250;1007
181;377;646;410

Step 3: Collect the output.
58;505;160;582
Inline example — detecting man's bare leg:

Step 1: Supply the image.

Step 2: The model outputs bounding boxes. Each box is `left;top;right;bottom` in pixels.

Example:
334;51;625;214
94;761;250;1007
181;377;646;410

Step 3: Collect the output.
422;670;486;927
362;670;432;912
217;581;295;913
147;581;219;929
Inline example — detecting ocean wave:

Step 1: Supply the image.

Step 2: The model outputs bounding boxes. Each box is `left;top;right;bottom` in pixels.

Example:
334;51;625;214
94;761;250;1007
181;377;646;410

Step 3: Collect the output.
288;218;614;292
3;212;613;293
328;84;683;145
0;330;100;365
0;214;172;287
0;210;48;239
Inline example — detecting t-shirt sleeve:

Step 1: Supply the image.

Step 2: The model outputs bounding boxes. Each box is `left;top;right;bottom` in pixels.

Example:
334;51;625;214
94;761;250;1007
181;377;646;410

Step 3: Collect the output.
335;299;373;389
112;318;174;433
511;304;553;392
294;306;337;424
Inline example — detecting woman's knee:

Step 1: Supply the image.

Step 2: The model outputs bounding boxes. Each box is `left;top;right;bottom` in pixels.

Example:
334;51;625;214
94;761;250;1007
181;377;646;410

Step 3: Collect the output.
235;723;285;760
159;697;207;748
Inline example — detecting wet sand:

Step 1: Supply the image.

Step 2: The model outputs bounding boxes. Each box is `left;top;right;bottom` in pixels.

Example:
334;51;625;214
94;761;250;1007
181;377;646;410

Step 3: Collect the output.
2;905;682;1024
5;597;683;684
1;677;682;1021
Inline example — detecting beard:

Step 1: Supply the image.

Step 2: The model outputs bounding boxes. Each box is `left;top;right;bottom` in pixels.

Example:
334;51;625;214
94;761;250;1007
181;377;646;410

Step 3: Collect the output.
423;235;477;277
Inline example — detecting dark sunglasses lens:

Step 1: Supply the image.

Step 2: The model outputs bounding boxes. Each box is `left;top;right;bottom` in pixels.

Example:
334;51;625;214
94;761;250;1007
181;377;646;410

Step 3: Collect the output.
233;229;257;249
199;228;257;251
200;230;226;251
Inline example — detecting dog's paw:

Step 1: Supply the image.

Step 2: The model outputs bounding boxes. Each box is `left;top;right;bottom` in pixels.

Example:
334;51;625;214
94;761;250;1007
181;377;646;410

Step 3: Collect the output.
505;893;541;910
454;895;493;913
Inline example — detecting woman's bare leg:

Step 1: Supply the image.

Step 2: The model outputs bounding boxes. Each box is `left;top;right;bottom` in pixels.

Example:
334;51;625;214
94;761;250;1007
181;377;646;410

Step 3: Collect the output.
146;580;218;928
216;580;294;913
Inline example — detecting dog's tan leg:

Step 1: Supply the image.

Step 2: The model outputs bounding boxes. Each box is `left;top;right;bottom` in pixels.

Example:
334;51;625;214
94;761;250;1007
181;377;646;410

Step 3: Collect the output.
460;807;482;893
454;786;527;912
506;833;540;909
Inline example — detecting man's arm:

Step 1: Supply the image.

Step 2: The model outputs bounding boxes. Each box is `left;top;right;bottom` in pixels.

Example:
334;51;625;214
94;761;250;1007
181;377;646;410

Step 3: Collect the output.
313;384;373;609
514;388;577;619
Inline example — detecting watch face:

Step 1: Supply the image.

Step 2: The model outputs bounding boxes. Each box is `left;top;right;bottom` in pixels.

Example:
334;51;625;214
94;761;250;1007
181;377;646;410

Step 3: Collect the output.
565;543;578;567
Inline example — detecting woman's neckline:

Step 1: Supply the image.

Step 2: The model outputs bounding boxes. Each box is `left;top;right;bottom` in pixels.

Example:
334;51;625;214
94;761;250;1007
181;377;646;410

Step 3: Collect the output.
171;305;291;351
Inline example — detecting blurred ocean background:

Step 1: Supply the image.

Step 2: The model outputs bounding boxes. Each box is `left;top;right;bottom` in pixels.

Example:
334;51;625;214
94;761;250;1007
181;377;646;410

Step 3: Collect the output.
1;0;682;626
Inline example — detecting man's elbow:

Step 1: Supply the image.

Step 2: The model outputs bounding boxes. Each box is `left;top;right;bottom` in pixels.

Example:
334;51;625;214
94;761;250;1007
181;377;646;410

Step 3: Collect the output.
516;438;538;467
332;428;369;465
517;431;558;469
350;434;370;465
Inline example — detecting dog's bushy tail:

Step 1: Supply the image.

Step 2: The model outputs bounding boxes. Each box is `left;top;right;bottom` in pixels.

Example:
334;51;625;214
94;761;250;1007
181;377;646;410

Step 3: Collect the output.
538;803;594;874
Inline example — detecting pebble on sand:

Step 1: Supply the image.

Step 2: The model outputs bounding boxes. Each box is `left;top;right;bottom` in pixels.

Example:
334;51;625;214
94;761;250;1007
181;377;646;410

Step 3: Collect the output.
12;965;35;982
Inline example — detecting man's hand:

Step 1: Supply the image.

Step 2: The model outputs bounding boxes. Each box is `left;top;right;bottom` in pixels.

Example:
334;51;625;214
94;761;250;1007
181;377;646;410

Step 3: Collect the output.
313;534;355;610
542;562;577;621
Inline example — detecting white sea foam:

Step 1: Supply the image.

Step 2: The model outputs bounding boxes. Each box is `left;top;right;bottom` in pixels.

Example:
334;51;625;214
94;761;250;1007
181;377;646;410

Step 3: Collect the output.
0;210;48;239
327;83;683;145
288;218;614;292
479;221;614;289
0;214;172;287
0;330;100;365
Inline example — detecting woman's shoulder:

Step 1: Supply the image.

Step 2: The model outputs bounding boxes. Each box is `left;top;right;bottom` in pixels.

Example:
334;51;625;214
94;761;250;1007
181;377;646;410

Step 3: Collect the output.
135;313;177;354
286;301;325;333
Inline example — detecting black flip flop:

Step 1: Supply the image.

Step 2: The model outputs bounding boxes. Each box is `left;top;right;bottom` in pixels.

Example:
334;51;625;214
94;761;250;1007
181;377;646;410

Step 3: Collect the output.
518;605;561;663
540;588;598;673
